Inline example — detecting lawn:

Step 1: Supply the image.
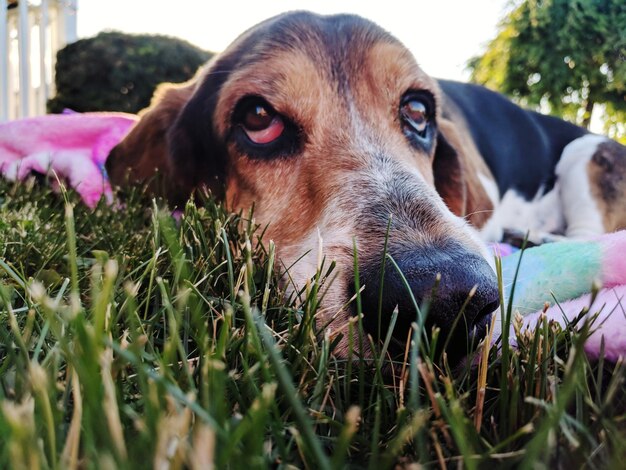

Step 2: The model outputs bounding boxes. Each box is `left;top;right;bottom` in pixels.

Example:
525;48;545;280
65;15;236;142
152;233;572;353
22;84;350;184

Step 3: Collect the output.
0;178;624;469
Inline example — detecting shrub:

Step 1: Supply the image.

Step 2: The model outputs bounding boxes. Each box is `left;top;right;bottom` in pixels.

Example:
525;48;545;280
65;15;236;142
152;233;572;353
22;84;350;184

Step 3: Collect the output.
47;31;213;114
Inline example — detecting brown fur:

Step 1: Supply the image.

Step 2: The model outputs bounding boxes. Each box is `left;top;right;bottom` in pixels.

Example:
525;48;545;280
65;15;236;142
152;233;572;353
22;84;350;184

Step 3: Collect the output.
588;140;626;232
105;78;197;203
435;117;495;228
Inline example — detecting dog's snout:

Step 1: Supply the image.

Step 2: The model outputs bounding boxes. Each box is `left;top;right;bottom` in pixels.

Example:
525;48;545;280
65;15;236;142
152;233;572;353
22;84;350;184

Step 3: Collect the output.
358;243;499;363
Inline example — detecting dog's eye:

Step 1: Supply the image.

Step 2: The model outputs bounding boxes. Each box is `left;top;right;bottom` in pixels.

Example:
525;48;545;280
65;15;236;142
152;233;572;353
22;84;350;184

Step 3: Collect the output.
399;92;435;151
401;98;429;135
241;102;285;144
232;96;301;159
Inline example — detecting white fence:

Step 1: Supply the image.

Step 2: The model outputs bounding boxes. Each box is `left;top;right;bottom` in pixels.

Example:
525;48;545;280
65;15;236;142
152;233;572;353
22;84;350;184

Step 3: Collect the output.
1;0;77;121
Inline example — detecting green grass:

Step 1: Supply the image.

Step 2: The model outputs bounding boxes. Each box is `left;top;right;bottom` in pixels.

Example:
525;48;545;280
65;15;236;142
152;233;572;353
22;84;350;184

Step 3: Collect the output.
0;178;625;469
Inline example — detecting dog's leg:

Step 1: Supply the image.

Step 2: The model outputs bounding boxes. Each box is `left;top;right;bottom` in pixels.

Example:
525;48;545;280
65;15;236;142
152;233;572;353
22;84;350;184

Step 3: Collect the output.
584;138;626;234
556;135;608;238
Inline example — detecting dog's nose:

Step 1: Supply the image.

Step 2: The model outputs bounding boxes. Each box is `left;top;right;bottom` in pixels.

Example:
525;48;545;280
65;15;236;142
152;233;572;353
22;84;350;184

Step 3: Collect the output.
357;243;500;363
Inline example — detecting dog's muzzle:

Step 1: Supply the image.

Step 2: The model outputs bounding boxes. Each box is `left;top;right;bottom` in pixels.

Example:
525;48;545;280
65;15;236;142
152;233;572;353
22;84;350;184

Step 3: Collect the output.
355;242;500;364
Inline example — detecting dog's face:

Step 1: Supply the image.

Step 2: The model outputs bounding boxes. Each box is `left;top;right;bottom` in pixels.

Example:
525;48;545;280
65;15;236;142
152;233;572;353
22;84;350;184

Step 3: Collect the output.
107;11;499;363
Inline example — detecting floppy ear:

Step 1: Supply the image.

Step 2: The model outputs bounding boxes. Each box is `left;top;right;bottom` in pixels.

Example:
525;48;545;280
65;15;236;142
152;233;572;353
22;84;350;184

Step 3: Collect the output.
166;75;228;203
433;126;467;218
105;81;196;203
433;119;495;228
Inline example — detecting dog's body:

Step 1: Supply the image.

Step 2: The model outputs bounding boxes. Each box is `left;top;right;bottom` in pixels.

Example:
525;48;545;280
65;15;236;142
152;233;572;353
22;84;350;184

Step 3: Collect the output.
439;80;626;241
105;11;626;362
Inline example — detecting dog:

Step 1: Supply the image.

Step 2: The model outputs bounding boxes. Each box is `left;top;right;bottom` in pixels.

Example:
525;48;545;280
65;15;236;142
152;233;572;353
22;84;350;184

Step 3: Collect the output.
105;11;625;363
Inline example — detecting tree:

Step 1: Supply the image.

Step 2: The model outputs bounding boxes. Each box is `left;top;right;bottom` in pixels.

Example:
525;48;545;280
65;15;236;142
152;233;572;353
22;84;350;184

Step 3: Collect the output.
469;0;626;141
48;32;213;114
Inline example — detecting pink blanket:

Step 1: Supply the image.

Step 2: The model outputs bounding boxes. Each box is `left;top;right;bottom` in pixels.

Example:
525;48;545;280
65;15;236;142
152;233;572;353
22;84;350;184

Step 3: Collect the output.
507;286;626;360
0;112;137;207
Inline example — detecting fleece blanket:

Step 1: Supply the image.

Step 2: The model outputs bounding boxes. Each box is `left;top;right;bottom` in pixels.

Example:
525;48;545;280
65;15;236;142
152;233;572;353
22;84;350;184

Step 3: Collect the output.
0;113;624;360
490;236;626;361
0;111;137;207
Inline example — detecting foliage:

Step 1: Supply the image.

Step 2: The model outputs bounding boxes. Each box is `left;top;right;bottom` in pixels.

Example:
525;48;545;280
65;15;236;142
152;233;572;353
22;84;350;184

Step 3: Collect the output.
47;32;212;114
469;0;626;140
0;179;625;468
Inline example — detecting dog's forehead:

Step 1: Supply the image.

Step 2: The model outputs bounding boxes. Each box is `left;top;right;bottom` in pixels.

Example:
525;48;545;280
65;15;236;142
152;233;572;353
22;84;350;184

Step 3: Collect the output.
227;11;397;67
208;12;438;131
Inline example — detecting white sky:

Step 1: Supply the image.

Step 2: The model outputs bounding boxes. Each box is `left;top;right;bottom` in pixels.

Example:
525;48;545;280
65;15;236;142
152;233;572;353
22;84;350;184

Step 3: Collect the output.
77;0;509;81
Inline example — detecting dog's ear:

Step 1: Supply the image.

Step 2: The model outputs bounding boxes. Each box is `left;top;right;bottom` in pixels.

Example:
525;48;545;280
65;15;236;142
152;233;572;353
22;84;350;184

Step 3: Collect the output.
166;76;228;204
105;81;196;203
433;125;467;218
433;119;495;227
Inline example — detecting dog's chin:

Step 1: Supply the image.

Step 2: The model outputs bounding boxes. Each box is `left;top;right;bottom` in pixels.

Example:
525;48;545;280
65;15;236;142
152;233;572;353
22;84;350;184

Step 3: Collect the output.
345;311;494;375
467;312;493;346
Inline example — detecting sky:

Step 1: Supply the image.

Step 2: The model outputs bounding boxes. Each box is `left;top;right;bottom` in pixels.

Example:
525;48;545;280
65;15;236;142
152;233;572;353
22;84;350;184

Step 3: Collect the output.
77;0;509;82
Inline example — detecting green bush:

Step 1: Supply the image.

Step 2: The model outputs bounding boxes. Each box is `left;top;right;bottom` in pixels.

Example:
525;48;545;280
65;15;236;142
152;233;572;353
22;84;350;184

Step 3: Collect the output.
47;31;213;114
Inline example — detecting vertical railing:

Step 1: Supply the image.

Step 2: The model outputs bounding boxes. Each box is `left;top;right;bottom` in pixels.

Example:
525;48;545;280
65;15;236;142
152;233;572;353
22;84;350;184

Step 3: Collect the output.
1;0;77;122
17;0;30;118
0;0;8;121
39;0;49;112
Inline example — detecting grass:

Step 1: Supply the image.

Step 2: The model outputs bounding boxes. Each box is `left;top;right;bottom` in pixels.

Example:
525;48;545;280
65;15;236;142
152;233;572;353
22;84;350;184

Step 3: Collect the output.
0;177;625;469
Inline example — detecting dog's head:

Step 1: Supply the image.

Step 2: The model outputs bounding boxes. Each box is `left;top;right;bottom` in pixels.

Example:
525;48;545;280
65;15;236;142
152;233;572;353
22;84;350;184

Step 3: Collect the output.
107;11;499;363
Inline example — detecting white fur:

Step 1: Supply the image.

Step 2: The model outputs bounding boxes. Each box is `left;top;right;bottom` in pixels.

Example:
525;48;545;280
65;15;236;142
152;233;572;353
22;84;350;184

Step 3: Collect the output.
479;172;500;207
556;134;608;237
479;186;565;242
477;173;502;242
478;134;610;241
